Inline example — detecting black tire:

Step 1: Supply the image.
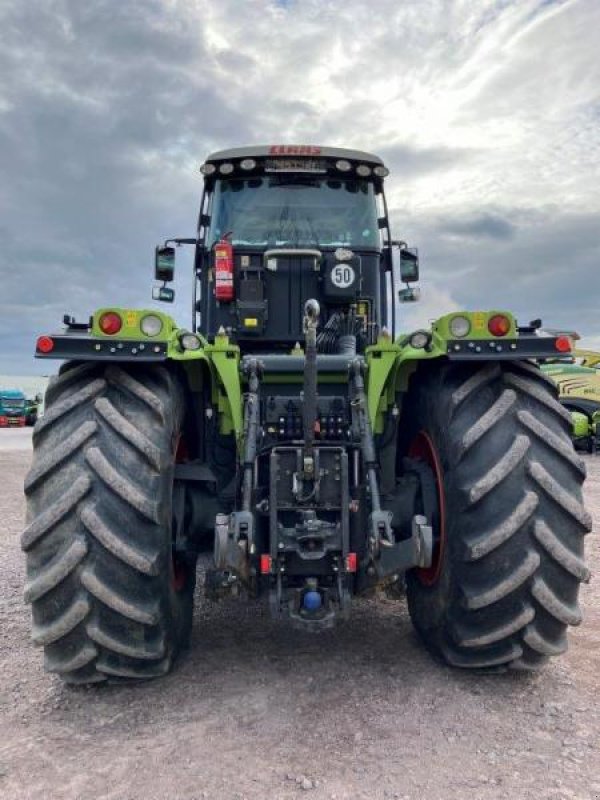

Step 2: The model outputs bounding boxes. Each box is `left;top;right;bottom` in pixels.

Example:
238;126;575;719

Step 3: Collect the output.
22;362;196;684
403;360;592;670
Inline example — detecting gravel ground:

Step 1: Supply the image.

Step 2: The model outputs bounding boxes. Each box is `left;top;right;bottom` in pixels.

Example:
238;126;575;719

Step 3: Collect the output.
1;445;599;800
0;427;33;451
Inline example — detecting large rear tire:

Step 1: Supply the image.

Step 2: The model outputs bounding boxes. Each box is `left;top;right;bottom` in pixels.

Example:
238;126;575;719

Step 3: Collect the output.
22;362;195;684
404;360;592;670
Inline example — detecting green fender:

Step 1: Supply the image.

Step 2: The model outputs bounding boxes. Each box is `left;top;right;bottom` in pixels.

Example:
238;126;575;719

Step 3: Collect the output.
168;329;243;441
366;310;519;433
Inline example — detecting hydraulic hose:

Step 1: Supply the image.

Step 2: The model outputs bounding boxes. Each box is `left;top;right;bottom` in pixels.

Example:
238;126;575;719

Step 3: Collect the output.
303;299;320;460
241;359;261;512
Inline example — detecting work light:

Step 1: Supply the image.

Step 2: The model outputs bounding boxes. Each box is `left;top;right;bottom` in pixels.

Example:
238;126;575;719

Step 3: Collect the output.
449;315;471;338
140;314;163;337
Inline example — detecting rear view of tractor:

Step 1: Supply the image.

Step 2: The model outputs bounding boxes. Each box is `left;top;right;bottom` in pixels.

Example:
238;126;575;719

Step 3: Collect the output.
23;145;592;684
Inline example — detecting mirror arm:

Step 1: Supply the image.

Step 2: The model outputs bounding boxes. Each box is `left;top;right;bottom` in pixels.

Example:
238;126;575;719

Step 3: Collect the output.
164;238;198;247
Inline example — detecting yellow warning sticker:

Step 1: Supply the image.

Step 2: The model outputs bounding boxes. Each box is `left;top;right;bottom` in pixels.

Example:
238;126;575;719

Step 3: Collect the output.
472;312;486;331
244;318;258;327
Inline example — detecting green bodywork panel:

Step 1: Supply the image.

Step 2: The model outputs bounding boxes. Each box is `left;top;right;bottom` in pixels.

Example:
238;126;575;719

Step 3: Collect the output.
92;308;177;340
366;310;518;432
573;350;600;369
541;354;600;444
570;411;592;439
200;335;242;437
90;307;519;442
542;361;600;405
92;309;241;439
432;310;517;341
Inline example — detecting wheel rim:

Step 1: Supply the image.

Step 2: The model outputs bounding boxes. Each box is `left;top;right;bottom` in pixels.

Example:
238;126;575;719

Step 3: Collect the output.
408;430;446;587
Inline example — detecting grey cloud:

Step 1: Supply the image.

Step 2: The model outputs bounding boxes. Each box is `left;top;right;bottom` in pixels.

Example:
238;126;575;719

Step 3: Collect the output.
394;206;600;337
378;144;475;179
0;0;252;373
437;212;517;240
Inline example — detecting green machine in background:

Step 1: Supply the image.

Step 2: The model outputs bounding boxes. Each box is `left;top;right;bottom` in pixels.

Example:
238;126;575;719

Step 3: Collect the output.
542;346;600;453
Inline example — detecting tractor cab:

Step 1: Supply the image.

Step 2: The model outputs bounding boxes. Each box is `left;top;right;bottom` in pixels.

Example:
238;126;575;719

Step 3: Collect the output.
154;146;420;352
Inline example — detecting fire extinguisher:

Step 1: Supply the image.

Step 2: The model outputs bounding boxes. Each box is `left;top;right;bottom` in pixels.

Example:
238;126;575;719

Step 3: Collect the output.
214;234;234;302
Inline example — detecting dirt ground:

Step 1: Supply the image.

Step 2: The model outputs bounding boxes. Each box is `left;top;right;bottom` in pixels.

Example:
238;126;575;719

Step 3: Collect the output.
1;441;599;800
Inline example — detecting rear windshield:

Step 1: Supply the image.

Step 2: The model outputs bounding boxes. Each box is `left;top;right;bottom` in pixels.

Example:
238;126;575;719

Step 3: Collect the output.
0;397;24;407
207;177;380;249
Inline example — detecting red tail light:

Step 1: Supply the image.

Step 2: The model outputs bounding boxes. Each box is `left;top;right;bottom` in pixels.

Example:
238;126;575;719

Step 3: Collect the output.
345;552;358;573
214;238;234;302
98;312;122;335
555;336;572;353
488;314;510;337
36;335;55;353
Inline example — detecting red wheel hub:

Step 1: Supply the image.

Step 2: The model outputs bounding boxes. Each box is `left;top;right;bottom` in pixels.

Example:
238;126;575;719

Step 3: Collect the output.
172;558;187;592
408;431;446;587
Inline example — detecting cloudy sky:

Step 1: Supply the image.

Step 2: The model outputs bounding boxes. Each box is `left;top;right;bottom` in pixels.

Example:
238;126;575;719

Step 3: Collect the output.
0;0;599;374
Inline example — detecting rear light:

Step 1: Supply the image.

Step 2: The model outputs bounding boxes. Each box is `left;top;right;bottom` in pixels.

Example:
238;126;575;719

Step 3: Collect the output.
336;159;351;172
214;238;234;302
555;335;572;353
200;163;216;175
219;162;234;175
356;164;372;177
240;158;256;171
488;314;510;337
260;554;272;574
373;166;389;177
36;335;55;353
345;552;358;573
98;312;122;335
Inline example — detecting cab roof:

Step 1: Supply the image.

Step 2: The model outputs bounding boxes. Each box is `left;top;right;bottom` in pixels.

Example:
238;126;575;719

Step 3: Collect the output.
205;145;384;165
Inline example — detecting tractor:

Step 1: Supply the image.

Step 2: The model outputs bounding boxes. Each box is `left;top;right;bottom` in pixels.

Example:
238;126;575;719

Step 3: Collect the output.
541;346;600;453
23;145;591;684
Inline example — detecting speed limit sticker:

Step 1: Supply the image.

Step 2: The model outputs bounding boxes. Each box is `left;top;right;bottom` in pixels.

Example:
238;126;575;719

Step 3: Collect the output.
331;264;356;288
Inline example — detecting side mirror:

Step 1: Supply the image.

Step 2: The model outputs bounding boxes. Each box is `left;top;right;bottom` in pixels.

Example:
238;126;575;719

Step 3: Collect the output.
155;246;175;282
152;286;175;303
400;248;419;283
399;287;421;303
